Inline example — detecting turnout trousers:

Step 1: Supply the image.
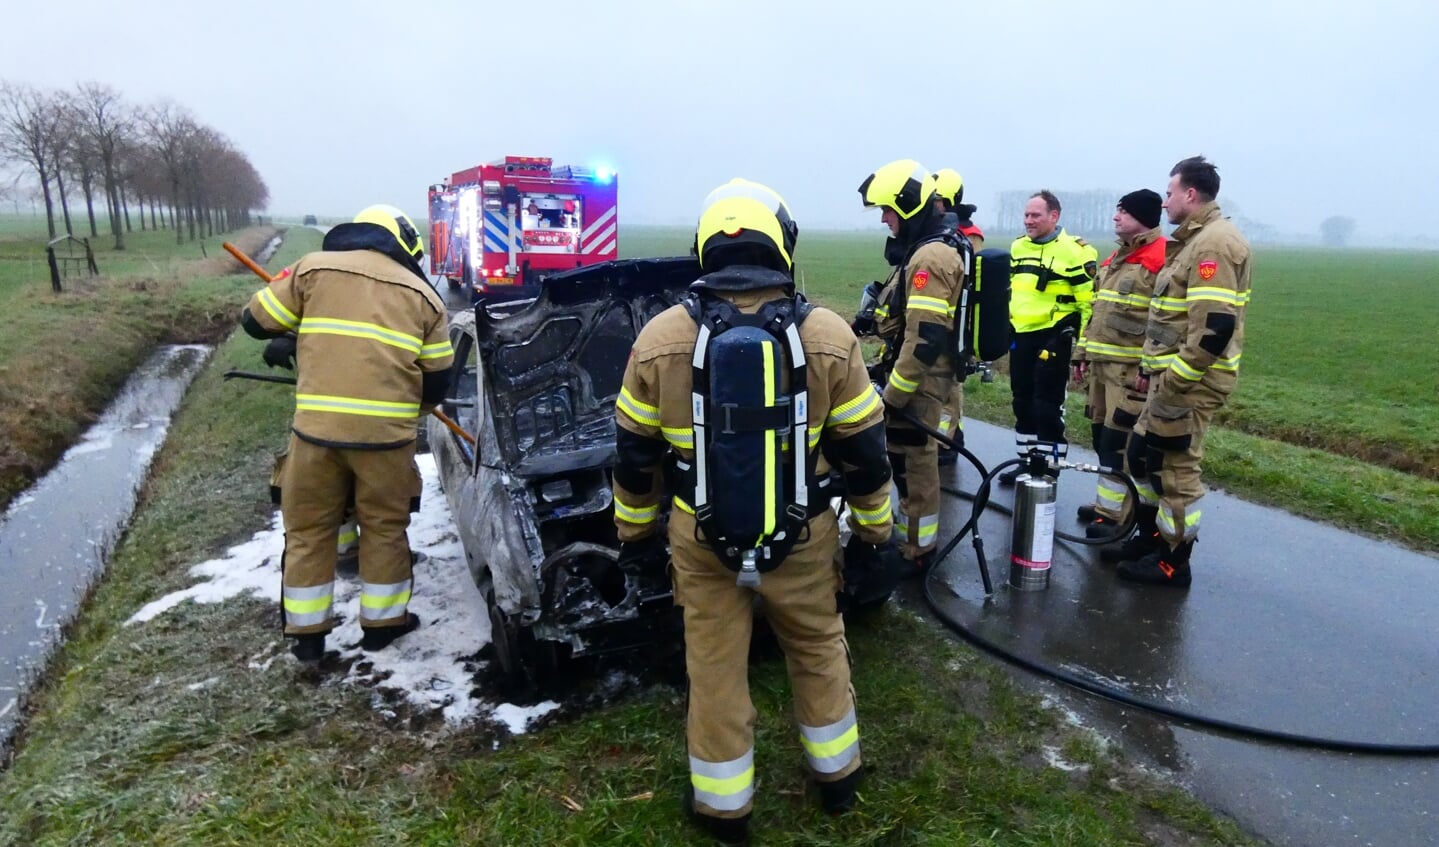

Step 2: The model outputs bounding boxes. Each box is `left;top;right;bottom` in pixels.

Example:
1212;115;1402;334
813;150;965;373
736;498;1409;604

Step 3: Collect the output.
1128;379;1230;548
279;434;421;635
887;374;950;559
670;507;861;819
1085;361;1144;521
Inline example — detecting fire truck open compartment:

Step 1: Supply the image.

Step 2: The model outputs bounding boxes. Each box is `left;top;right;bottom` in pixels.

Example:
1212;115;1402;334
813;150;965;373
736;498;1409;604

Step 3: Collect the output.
428;156;618;301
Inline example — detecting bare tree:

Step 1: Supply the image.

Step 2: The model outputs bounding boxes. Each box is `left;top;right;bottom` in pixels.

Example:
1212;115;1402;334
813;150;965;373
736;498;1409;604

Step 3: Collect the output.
138;100;196;244
0;82;64;238
1320;215;1356;248
72;83;133;250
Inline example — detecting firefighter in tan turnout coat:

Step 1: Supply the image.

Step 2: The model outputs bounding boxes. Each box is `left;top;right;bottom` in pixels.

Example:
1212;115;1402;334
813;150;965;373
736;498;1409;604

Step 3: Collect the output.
241;205;453;661
612;179;898;843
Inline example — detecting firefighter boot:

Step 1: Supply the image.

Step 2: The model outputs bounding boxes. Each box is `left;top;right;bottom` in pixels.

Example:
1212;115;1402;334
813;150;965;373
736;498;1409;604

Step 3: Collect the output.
818;764;865;815
1117;540;1194;588
1085;515;1124;540
361;613;421;651
290;633;325;664
1076;504;1101;523
683;787;751;846
1100;505;1161;564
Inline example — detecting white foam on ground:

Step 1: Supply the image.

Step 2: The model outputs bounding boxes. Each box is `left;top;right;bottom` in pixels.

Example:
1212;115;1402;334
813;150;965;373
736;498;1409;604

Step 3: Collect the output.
125;454;546;730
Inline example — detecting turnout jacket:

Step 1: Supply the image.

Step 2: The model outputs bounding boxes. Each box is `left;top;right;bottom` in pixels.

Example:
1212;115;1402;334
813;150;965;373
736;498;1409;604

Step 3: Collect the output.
244;248;454;448
874;240;966;408
613;276;894;547
1078;227;1167;364
1009;228;1097;337
1144;202;1251;401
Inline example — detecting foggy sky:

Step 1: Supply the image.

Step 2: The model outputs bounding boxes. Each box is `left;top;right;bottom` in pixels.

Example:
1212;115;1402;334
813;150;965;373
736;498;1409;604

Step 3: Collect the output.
2;0;1434;242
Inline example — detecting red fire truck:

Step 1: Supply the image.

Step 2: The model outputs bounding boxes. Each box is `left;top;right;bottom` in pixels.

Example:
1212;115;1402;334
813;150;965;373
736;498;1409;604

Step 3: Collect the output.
428;156;618;300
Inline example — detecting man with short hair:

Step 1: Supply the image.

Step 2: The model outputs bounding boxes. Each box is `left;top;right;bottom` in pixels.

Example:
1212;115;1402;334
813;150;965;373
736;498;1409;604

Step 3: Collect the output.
1002;191;1096;483
1115;156;1251;587
1073;189;1166;537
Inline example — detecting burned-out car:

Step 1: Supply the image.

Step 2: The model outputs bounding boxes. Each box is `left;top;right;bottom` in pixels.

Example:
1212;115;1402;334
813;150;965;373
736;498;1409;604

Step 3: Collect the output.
426;257;701;680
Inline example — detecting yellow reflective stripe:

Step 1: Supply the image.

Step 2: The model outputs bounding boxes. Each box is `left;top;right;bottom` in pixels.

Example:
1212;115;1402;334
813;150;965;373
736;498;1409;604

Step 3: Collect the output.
617;386;660;427
1189;287;1250;305
1083;342;1142;358
1095;291;1151;308
1153;296;1187;312
801;723;859;761
419;341;455;360
850;499;891;527
1213;354;1241;371
299;317;423;354
827;386;881;426
284;595;330;614
295;394;420;419
672;496;694;515
614;497;658;524
887;370;919;394
257;287;299;330
360;590;412;611
908;295;951;316
337;527;359;546
874;305;891;320
1169;357;1205;381
762;343;777;540
662;426;694;449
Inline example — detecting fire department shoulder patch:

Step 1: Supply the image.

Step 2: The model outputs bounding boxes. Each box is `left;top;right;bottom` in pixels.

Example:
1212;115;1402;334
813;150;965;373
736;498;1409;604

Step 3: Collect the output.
1197;260;1218;281
912;269;929;290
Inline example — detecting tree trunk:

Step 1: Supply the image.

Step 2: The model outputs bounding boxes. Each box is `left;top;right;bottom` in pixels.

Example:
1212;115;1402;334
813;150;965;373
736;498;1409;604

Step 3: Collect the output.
172;182;184;244
136;191;146;231
81;171;99;237
120;182;133;233
149;198;157;231
38;164;57;239
55;170;74;236
100;160;124;250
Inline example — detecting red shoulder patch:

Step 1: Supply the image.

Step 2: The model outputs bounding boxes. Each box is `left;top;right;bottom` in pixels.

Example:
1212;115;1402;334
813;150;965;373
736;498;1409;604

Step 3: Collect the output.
1197;260;1217;281
912;269;929;290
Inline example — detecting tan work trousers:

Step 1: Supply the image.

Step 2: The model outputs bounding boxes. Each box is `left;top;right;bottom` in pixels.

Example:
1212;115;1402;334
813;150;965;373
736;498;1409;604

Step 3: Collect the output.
1132;377;1229;548
670;506;860;819
280;434;420;635
887;374;950;558
1085;361;1144;521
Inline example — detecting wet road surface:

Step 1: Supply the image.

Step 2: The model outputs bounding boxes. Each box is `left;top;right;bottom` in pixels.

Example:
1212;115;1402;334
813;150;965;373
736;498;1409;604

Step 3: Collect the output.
0;345;211;756
915;419;1438;846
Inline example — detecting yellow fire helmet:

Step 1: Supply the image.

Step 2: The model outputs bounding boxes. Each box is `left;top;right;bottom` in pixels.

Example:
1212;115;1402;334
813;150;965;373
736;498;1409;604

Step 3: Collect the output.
932;168;965;208
858;159;936;220
694;178;799;273
353;204;424;260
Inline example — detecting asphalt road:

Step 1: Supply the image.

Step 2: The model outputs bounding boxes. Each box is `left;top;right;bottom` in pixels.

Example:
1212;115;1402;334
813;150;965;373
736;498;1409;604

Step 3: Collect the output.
916;418;1438;847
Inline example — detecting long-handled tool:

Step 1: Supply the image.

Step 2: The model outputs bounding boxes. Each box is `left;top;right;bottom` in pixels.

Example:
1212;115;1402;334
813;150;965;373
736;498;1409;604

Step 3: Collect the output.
223;244;478;447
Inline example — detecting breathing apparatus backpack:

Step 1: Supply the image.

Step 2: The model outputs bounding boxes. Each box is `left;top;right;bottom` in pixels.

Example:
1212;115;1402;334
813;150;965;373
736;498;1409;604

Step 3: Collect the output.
881;231;1011;377
678;291;832;588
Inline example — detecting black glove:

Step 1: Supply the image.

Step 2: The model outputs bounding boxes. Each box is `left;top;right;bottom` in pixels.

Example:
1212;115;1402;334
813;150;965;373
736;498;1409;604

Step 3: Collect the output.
262;335;297;370
617;534;669;576
850;314;876;337
841;535;904;608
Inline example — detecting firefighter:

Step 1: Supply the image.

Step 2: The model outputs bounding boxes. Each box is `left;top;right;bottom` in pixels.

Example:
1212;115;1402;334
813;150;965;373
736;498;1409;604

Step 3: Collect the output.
1114;157;1250;587
858;160;966;568
930;168;982;466
240;204;454;662
612;179;897;843
1073;189;1166;538
1000;190;1097;484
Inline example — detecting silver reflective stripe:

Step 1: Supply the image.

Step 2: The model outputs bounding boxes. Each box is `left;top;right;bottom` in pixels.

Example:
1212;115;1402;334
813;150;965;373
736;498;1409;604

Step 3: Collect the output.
1096;476;1128;509
690;750;755;813
916;514;939;547
799;708;860;774
283;581;334;627
359;578;412;621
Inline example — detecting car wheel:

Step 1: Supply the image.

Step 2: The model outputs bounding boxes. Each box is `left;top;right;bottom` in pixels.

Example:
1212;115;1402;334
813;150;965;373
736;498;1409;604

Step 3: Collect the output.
485;589;564;687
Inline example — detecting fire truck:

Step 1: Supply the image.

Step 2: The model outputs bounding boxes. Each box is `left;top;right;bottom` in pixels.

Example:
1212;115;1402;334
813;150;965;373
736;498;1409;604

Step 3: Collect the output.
428;156;618;300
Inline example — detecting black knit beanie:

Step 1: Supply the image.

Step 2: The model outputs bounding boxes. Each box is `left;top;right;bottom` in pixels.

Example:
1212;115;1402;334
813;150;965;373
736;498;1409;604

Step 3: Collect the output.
1118;189;1162;229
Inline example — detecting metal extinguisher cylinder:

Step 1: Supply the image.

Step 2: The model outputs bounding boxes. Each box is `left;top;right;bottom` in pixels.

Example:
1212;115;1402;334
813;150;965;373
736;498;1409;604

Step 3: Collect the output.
1009;474;1057;591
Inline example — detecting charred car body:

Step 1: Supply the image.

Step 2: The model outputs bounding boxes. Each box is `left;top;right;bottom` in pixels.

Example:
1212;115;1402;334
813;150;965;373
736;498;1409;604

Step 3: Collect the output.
426;257;701;679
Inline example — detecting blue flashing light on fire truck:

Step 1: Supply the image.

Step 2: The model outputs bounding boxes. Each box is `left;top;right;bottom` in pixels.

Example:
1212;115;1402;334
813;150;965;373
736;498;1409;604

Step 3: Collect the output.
428;156;619;300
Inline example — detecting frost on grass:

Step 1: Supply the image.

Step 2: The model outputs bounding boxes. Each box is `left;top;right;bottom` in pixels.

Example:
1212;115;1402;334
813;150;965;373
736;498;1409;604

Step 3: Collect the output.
123;454;564;732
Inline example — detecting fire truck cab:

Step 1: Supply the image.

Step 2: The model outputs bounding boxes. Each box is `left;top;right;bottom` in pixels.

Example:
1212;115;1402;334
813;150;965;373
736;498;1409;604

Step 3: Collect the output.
428;156;618;301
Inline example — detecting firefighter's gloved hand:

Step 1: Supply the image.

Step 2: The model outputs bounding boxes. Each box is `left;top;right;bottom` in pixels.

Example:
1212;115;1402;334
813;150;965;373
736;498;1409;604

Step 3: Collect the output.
842;535;904;605
850;314;876;337
262;335;297;370
617;534;669;576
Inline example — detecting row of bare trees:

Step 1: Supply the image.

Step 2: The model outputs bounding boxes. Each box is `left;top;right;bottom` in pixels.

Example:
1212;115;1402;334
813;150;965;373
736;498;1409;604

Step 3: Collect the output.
0;80;269;248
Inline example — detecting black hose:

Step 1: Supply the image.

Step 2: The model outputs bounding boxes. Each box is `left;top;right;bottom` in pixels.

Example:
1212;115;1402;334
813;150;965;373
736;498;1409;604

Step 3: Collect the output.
896;412;1439;753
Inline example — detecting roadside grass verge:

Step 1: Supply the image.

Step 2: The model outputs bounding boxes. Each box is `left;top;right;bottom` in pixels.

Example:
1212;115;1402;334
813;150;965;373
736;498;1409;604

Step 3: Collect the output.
0;232;1252;844
0;224;283;510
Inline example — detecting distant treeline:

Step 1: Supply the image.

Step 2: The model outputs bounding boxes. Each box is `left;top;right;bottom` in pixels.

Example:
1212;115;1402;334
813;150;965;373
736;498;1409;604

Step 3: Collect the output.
0;80;269;248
